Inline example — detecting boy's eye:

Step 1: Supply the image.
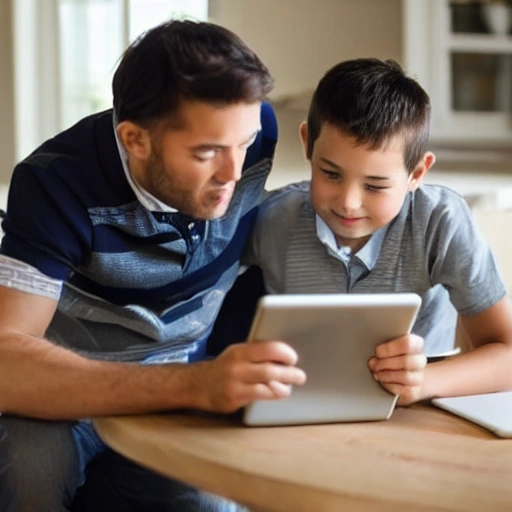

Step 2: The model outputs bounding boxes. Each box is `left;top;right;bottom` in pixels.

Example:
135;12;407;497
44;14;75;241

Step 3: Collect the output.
320;168;340;180
365;184;388;192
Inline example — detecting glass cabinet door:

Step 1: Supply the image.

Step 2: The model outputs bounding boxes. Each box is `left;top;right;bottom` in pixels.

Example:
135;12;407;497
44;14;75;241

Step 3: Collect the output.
404;0;512;144
450;1;512;114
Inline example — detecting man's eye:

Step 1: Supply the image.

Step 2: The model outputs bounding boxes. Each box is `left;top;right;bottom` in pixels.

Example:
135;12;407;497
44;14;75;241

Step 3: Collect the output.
241;135;257;149
193;150;217;161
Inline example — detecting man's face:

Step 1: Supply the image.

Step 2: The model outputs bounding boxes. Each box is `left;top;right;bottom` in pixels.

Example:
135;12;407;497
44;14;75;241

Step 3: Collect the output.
304;122;422;252
138;101;261;220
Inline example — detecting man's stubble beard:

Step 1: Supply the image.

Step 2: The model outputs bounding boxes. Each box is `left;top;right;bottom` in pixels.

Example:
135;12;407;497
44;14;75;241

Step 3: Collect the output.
145;152;231;221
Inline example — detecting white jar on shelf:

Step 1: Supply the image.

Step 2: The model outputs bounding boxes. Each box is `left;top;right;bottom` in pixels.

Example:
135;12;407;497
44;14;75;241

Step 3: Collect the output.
482;2;511;35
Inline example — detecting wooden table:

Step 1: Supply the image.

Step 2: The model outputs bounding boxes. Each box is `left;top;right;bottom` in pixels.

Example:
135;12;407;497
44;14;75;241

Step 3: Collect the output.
94;405;512;512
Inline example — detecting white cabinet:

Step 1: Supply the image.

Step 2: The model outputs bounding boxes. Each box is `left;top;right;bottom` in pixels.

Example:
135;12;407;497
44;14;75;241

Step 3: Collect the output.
403;0;512;146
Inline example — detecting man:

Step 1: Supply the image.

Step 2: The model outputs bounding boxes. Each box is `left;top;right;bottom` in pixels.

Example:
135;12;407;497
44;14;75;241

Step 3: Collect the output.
0;20;305;511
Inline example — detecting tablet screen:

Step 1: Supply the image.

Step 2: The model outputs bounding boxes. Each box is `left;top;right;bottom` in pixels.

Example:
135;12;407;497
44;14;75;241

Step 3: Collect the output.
244;293;422;426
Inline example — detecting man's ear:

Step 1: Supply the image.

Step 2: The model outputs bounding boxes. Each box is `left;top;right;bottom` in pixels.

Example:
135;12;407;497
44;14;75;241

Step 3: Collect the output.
408;151;435;191
116;121;152;160
299;121;310;160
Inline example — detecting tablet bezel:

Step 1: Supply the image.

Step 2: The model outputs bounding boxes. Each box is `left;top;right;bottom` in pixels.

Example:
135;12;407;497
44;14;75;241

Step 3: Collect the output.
243;293;422;426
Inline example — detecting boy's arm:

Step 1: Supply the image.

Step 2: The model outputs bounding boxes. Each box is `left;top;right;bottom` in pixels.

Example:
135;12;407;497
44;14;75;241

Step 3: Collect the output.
0;285;306;419
422;296;512;399
369;296;512;405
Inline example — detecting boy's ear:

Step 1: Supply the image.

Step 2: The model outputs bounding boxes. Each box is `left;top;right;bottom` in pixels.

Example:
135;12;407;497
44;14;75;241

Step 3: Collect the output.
299;121;310;160
408;151;435;191
116;121;152;160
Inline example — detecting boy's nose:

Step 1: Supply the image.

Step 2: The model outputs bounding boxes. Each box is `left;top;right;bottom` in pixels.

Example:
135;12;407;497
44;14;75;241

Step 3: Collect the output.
339;186;362;213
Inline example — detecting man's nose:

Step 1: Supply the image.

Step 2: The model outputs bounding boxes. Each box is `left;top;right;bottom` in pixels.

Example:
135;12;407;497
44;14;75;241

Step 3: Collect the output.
215;149;244;184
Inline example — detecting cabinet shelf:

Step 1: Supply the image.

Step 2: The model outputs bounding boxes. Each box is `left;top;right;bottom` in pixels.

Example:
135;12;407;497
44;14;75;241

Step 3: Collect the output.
449;34;512;54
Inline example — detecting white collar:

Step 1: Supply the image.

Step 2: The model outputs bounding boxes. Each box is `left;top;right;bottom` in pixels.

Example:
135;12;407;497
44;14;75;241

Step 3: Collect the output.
315;214;388;270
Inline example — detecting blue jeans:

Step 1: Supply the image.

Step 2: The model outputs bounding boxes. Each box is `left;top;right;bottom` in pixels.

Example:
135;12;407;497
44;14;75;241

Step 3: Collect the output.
0;416;246;512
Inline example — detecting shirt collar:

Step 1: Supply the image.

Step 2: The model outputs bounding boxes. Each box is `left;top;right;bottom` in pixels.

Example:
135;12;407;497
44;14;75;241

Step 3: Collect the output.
315;214;388;270
112;114;176;213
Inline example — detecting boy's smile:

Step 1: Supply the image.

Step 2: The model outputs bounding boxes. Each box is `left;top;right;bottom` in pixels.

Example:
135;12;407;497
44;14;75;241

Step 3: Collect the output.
301;121;430;252
336;214;368;227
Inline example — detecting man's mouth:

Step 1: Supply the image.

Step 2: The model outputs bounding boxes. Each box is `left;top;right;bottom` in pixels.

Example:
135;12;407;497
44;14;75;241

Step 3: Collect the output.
210;186;234;205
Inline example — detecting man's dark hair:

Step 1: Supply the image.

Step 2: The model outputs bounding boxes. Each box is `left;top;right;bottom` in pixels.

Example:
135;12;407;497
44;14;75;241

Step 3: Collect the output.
113;19;274;125
306;58;431;173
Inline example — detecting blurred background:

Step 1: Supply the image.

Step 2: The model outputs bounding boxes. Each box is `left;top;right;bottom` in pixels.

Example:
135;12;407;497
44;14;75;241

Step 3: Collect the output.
0;0;511;194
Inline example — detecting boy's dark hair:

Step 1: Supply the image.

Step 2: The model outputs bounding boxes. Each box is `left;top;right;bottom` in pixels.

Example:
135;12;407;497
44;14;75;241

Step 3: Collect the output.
113;19;274;126
306;58;431;173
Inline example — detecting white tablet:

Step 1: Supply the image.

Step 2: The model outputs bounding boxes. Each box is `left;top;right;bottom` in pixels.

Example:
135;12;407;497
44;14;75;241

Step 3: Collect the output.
432;392;512;438
243;293;422;426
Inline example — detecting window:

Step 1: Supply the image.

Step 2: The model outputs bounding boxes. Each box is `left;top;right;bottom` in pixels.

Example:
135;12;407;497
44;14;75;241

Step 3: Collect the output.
13;0;208;161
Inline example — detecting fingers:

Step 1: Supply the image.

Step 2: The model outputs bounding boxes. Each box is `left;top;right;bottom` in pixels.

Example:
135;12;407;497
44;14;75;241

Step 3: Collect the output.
220;341;305;383
374;334;424;359
372;367;424;386
251;381;293;400
369;353;427;373
208;371;298;412
206;341;307;412
370;367;425;407
267;380;292;397
242;360;306;387
243;339;300;366
380;383;422;407
369;351;426;387
237;351;306;403
370;334;426;373
369;335;427;406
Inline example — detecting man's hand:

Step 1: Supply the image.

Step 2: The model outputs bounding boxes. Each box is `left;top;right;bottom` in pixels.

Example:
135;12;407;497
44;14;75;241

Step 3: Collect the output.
368;334;427;406
195;341;307;413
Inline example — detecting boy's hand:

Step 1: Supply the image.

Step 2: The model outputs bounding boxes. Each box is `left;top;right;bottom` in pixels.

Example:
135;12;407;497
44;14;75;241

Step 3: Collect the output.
197;340;307;413
368;334;427;406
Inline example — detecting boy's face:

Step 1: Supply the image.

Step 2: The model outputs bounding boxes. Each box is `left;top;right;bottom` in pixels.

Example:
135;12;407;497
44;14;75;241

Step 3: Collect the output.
119;100;261;220
301;122;432;252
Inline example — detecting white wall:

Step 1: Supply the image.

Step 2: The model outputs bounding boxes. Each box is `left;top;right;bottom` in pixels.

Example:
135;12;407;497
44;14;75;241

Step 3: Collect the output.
210;0;403;188
210;0;403;100
0;0;15;185
0;0;403;193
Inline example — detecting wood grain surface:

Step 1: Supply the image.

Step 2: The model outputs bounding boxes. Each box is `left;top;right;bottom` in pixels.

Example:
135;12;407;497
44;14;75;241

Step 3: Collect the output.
94;404;512;512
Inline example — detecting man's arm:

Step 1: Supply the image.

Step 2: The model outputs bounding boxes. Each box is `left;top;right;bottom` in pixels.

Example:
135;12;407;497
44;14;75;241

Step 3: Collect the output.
369;296;512;405
0;286;306;419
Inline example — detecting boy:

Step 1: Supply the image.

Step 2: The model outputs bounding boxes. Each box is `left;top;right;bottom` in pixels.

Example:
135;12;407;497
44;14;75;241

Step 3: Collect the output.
246;58;512;405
